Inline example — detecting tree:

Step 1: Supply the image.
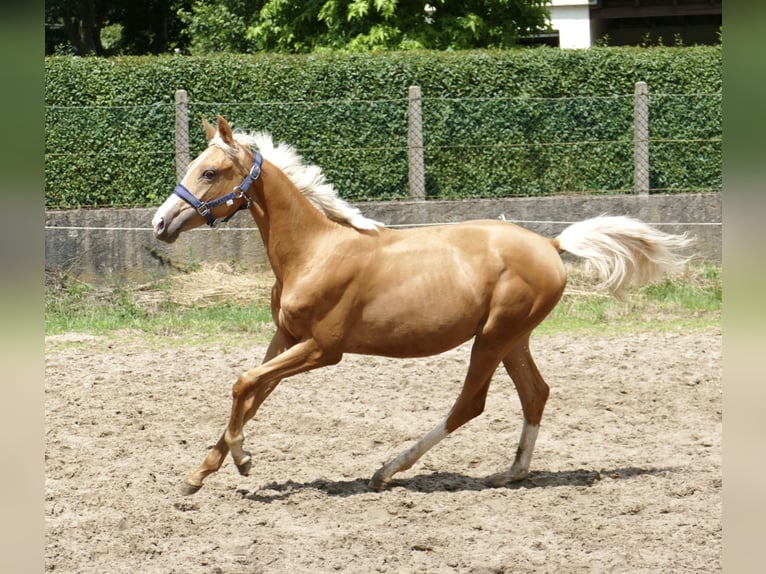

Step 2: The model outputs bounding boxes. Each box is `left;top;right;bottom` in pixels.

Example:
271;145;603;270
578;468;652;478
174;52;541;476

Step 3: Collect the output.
113;0;192;54
45;0;192;55
46;0;552;56
177;0;259;54
183;0;552;54
45;0;111;55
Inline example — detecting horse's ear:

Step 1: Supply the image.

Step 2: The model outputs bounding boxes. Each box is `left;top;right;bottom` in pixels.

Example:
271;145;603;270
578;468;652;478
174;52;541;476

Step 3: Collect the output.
202;115;216;141
216;115;235;145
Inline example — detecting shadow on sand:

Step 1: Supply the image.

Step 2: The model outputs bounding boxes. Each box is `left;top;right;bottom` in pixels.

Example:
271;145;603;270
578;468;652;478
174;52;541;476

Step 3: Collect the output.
236;466;674;503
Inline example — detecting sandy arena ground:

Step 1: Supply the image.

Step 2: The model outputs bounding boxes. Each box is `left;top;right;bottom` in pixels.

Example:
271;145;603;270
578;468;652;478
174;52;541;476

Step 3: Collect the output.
45;326;721;573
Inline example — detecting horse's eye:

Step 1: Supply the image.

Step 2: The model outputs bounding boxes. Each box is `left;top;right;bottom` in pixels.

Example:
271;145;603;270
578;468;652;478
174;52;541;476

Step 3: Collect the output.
201;169;216;180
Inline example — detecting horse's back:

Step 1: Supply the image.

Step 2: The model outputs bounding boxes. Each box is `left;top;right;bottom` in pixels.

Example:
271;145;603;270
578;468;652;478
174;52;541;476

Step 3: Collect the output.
375;219;564;288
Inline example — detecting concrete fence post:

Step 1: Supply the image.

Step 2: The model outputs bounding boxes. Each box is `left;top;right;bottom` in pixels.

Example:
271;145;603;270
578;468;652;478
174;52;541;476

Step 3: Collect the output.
634;81;649;195
175;89;189;182
408;85;425;200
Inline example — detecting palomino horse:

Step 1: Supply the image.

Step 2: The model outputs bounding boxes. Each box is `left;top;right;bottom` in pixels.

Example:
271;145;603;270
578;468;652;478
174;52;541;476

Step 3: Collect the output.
153;115;691;495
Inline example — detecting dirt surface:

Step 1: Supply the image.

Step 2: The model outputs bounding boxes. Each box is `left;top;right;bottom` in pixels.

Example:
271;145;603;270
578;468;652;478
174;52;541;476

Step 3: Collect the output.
45;327;721;573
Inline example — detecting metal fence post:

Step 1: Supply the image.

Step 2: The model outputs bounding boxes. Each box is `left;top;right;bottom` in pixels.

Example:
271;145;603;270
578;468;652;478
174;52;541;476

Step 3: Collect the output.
634;81;649;195
175;89;189;182
408;85;425;200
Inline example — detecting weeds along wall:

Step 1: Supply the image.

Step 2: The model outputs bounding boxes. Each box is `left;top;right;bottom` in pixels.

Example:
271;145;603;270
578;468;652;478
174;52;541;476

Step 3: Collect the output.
45;46;721;208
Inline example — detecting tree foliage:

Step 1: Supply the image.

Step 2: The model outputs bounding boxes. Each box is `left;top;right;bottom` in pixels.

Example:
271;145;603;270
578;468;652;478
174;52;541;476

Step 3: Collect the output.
46;0;552;55
45;0;192;55
177;0;253;54
248;0;551;53
243;0;551;53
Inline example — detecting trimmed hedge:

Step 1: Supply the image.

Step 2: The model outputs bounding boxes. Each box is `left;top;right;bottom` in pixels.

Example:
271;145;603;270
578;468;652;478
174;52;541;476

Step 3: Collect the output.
45;46;721;207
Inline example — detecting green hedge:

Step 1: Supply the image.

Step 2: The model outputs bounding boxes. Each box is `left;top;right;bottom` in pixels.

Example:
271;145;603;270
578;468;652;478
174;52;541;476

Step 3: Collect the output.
45;46;721;208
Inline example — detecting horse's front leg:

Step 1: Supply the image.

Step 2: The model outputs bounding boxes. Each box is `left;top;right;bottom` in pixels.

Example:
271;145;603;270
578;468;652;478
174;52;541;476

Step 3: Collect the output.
181;380;279;495
224;374;281;477
181;329;295;495
217;339;339;487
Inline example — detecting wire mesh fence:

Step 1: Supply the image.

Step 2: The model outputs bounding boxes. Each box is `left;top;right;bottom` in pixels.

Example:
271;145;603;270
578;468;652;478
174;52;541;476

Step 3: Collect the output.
44;83;721;208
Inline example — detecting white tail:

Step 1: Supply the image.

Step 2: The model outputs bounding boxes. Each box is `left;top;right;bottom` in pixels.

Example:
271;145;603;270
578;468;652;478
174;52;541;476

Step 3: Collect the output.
555;215;692;299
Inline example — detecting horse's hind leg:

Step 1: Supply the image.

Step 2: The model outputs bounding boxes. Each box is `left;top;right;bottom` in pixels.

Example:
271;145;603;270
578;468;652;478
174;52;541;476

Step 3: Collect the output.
488;338;550;486
369;336;503;490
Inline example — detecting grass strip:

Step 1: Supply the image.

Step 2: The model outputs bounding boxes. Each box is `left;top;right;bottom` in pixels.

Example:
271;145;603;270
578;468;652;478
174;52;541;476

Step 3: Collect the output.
45;263;721;345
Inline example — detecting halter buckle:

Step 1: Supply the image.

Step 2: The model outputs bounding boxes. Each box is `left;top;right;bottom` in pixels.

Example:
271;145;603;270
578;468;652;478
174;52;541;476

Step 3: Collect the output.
233;186;253;209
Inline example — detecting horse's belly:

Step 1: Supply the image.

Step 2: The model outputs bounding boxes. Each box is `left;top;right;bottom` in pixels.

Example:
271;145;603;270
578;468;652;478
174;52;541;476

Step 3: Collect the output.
344;288;484;357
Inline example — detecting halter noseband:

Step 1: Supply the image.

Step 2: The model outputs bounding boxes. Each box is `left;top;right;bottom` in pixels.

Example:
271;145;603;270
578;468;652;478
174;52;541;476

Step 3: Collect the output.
173;149;263;228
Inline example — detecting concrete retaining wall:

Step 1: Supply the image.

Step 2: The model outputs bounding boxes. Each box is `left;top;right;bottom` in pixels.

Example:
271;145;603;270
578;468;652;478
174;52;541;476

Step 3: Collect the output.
45;193;720;284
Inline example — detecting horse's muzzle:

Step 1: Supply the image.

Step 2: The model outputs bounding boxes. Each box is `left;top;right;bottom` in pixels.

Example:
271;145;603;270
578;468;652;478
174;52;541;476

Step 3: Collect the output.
152;215;179;243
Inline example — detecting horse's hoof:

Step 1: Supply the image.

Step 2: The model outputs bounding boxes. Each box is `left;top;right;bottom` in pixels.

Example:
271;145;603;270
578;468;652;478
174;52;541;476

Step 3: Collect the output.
368;470;390;491
485;472;509;488
508;468;529;482
179;481;203;496
236;455;252;477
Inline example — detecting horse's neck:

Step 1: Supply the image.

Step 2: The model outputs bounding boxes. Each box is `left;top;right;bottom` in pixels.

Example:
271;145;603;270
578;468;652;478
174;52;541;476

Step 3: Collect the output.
249;166;335;281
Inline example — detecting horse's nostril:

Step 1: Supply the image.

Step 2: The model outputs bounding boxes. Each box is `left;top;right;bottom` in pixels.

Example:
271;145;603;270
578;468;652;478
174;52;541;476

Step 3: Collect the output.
154;217;165;234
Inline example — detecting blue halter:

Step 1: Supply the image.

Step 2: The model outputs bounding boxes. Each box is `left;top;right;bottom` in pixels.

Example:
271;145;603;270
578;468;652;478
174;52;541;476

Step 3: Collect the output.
173;150;263;227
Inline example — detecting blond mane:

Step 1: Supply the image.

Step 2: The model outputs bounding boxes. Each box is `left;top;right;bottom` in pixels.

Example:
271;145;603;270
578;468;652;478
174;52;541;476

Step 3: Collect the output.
210;129;383;231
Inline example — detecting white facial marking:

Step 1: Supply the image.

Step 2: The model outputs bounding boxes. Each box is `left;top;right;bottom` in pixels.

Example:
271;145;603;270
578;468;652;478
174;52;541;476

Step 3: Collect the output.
152;151;212;235
152;194;180;234
183;154;207;182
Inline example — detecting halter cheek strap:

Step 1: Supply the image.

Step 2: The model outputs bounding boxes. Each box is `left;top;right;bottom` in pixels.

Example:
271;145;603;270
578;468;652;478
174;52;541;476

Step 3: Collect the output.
173;150;263;228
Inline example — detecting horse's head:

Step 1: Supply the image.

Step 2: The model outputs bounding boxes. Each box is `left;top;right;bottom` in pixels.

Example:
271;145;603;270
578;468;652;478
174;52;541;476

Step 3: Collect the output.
152;115;261;243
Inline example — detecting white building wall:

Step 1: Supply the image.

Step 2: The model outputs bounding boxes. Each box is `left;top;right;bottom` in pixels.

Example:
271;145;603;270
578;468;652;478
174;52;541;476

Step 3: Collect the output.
548;0;594;49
